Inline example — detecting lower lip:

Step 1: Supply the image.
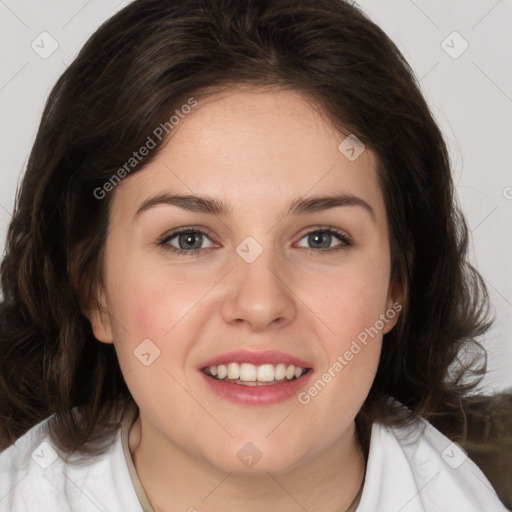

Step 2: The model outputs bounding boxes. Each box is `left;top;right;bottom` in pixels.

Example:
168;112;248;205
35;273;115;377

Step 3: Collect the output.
200;370;314;405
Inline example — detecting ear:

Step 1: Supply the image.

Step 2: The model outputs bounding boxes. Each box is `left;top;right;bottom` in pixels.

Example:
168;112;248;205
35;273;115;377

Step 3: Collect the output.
83;285;114;344
383;279;404;335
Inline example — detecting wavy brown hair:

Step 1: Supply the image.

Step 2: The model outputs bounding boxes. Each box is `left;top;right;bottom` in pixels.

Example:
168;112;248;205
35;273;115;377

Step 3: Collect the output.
1;0;510;503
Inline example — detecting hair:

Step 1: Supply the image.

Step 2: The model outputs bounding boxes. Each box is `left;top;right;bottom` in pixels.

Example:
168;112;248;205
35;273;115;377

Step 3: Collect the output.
0;0;510;500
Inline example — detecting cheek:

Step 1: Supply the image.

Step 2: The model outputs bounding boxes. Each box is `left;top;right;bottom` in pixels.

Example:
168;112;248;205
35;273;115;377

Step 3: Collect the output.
106;276;197;408
297;270;385;430
295;254;388;417
110;287;164;342
111;264;199;337
108;267;217;377
302;260;390;340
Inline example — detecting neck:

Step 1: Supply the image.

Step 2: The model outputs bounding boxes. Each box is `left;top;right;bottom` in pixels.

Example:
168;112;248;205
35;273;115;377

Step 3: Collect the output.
128;413;365;512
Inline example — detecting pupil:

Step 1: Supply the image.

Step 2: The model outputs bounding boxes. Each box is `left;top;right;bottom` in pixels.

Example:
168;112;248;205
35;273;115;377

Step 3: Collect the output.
180;232;201;249
310;231;330;249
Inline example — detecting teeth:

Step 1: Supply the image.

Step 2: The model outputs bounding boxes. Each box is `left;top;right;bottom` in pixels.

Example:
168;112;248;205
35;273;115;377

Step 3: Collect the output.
217;364;227;379
275;363;286;380
257;364;275;382
240;363;257;381
204;362;307;383
227;362;239;379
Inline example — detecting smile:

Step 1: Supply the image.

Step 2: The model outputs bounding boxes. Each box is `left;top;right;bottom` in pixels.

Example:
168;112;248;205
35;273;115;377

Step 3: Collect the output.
199;350;314;404
202;362;309;386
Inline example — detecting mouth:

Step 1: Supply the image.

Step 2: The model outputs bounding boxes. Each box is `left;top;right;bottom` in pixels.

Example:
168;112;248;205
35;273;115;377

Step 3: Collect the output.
197;349;314;406
198;349;314;404
201;362;311;386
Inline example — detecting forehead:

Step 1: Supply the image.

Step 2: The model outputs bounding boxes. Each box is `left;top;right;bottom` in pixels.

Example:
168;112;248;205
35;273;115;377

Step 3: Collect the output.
112;87;385;221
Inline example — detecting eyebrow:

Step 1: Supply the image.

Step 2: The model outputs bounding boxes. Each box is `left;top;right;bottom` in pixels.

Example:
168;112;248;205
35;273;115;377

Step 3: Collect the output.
134;191;375;222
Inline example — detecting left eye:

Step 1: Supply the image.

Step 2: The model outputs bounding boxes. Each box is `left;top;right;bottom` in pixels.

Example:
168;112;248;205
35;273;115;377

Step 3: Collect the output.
296;228;350;250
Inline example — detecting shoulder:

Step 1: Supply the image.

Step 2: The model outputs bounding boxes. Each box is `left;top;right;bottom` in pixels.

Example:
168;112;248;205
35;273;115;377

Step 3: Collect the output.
0;413;142;512
357;412;510;512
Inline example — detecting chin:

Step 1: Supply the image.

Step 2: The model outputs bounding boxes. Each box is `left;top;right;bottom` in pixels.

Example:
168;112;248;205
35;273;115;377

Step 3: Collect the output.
202;439;309;476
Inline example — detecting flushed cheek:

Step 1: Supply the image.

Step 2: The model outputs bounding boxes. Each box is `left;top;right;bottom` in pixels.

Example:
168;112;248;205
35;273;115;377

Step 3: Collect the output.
112;277;213;373
131;299;159;338
116;267;203;335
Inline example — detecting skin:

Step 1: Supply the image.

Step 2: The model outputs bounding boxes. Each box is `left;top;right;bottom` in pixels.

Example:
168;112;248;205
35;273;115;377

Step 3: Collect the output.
86;86;402;512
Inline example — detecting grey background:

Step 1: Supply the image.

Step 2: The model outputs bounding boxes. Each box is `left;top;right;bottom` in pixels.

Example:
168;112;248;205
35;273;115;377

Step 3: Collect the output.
0;0;511;390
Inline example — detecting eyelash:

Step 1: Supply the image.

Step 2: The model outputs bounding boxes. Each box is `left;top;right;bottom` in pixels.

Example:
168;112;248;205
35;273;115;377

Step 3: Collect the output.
157;226;352;257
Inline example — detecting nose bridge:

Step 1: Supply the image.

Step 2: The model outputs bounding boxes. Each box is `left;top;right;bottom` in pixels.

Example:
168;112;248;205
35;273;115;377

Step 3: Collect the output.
221;234;296;330
236;231;287;282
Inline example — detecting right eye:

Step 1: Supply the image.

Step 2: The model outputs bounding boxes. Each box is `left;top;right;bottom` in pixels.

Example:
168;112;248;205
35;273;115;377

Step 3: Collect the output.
158;228;216;256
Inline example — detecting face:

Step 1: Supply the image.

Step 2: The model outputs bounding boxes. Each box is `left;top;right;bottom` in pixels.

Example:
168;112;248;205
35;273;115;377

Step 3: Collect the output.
87;87;402;475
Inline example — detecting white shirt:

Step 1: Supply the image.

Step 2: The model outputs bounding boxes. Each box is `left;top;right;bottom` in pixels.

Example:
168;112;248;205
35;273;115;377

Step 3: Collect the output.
0;404;508;512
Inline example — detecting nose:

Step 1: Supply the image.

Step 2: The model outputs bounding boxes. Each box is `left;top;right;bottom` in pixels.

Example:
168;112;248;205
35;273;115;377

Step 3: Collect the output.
220;244;297;332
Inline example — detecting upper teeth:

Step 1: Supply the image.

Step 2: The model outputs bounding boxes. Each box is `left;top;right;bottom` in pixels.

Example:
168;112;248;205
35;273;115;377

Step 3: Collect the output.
206;363;306;382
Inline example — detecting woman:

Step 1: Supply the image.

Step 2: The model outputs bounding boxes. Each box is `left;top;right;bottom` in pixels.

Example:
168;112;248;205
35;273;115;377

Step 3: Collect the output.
0;0;510;510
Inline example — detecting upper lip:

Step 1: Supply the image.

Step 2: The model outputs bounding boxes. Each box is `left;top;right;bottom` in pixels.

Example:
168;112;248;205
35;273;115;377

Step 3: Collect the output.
198;349;313;370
